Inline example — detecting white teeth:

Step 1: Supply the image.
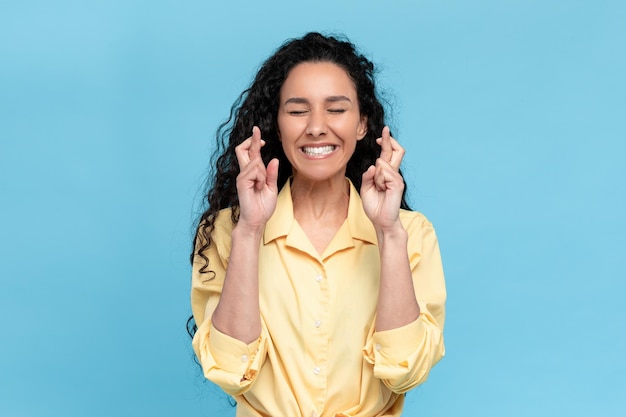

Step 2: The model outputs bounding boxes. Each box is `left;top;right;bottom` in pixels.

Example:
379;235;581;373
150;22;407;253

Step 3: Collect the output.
302;145;335;156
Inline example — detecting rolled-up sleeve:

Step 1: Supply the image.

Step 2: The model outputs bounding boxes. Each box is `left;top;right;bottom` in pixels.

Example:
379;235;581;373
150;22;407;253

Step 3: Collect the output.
192;320;268;396
190;215;269;396
363;213;446;393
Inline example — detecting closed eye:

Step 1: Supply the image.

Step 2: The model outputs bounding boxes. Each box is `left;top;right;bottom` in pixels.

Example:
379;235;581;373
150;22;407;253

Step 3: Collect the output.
328;108;347;114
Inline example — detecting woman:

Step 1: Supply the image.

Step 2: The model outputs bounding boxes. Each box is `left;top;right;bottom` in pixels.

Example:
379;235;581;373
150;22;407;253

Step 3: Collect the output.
189;32;446;417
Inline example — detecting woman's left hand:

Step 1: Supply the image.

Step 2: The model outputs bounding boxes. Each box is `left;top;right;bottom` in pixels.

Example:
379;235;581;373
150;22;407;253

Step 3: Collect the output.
361;126;406;230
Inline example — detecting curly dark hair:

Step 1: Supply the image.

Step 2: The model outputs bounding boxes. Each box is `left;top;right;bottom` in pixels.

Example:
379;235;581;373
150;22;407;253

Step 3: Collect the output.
187;32;410;338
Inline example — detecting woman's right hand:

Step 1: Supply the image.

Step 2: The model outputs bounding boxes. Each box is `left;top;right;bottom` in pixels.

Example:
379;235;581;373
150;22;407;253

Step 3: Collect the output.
234;126;280;231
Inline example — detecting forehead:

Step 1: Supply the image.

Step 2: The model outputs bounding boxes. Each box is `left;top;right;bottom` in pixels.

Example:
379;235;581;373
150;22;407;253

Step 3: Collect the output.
280;62;357;99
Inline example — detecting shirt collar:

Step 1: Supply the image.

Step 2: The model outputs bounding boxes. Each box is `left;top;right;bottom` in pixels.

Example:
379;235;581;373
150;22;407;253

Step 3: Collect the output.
264;180;296;244
346;180;377;244
264;179;377;245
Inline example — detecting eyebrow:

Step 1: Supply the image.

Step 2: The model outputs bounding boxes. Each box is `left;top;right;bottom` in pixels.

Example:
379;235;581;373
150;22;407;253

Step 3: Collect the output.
283;95;352;105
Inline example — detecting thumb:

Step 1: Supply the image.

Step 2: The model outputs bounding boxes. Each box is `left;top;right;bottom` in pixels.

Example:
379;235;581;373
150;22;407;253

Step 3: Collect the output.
266;158;280;192
360;165;376;192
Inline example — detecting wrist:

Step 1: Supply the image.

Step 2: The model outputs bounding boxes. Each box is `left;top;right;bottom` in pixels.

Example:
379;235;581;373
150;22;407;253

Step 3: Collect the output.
375;219;406;238
232;221;265;241
375;221;408;248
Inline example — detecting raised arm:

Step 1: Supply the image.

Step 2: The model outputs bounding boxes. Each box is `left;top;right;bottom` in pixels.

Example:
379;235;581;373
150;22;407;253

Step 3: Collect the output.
211;126;279;343
361;127;445;393
361;126;420;331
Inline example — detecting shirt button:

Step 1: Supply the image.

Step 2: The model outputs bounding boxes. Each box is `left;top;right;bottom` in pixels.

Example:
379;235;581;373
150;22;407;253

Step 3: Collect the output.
241;354;248;363
314;274;323;282
313;366;321;375
310;411;318;417
314;320;321;328
375;344;382;352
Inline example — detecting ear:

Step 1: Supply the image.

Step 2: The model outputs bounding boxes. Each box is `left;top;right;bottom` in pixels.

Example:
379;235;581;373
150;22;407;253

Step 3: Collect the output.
357;116;368;140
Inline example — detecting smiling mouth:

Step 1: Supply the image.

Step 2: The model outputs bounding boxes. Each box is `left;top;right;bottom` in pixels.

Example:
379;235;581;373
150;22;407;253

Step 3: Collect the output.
301;145;336;156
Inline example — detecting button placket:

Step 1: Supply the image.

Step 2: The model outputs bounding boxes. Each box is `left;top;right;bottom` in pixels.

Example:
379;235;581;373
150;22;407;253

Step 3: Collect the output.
313;272;324;330
310;266;327;404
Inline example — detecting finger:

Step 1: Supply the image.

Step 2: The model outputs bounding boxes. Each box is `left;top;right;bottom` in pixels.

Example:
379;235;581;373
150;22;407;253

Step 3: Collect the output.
266;158;280;193
374;159;405;190
235;126;265;168
359;166;376;197
235;138;253;168
255;162;267;191
249;126;263;161
374;164;388;190
242;159;267;192
377;126;392;163
387;136;405;171
237;157;263;185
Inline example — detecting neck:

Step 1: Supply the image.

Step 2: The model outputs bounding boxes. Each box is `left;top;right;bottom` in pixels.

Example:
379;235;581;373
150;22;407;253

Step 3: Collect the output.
290;176;350;221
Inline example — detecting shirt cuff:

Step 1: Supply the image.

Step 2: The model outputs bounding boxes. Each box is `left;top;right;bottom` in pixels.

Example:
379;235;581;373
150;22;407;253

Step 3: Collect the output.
209;323;262;381
368;317;426;366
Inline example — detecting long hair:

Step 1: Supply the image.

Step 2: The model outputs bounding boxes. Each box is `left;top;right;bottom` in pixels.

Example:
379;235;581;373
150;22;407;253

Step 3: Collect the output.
187;32;410;338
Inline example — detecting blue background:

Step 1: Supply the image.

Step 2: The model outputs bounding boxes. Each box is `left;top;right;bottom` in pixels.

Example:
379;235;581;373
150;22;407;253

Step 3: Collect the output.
1;1;625;416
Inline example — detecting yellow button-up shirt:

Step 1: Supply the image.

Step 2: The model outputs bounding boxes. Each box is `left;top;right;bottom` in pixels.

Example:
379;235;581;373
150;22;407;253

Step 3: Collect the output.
191;180;446;417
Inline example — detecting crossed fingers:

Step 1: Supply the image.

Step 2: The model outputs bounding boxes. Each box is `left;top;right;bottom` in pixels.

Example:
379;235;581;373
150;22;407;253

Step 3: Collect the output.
377;126;405;171
235;126;264;169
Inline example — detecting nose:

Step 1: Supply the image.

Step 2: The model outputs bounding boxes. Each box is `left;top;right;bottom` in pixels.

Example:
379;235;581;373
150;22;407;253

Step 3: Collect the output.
305;110;327;137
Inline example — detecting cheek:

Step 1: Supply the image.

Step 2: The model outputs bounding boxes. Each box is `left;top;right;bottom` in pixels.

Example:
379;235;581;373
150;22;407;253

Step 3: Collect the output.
329;118;362;140
278;118;305;143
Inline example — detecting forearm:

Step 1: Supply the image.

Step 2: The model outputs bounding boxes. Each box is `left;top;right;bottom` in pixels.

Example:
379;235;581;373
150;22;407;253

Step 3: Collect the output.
211;224;263;344
375;221;421;331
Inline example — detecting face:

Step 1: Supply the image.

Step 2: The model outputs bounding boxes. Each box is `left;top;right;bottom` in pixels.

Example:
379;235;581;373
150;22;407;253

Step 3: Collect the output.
277;61;368;184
